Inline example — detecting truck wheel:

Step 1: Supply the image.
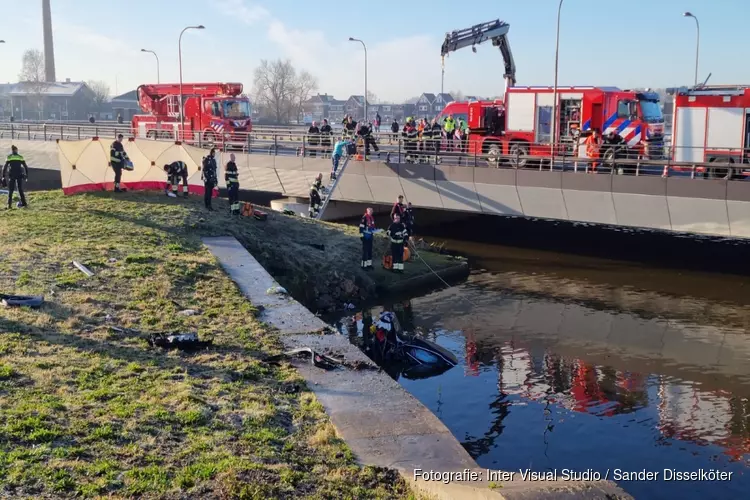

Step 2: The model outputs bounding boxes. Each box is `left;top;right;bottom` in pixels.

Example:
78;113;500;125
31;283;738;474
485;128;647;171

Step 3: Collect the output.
509;143;529;169
204;131;217;147
146;130;157;140
485;143;502;168
159;131;173;140
706;158;735;180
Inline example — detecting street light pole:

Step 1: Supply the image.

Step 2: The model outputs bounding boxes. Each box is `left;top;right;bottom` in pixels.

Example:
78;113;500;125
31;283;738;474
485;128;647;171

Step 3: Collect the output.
683;12;700;86
349;37;367;123
141;49;160;83
179;25;205;139
551;0;564;161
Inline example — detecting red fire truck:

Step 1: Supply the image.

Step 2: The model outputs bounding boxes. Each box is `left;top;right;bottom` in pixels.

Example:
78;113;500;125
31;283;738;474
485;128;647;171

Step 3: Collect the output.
132;82;252;145
671;85;750;179
441;20;665;167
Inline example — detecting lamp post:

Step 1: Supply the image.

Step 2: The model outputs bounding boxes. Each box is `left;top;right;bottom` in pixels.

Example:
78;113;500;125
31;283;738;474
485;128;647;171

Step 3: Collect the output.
141;49;160;83
348;37;367;124
551;0;564;161
683;12;700;85
179;25;205;138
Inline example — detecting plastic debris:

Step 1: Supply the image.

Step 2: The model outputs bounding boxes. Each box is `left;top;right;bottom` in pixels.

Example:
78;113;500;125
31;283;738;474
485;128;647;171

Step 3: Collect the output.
147;332;212;351
177;309;199;316
0;294;44;308
266;286;288;295
72;261;94;277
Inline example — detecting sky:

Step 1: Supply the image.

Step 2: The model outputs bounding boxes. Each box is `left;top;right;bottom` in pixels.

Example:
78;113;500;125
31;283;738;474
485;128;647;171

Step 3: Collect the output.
0;0;748;102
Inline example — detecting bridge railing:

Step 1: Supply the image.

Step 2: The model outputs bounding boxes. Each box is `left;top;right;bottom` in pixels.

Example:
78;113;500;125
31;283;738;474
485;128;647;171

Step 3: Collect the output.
2;122;747;180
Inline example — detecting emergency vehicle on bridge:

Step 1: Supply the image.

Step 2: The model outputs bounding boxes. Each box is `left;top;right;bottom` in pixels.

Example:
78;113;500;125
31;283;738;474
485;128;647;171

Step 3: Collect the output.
670;85;750;179
439;20;665;167
132;82;252;146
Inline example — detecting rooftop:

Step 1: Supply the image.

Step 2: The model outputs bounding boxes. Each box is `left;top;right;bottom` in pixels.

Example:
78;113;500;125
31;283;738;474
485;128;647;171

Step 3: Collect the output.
5;81;91;97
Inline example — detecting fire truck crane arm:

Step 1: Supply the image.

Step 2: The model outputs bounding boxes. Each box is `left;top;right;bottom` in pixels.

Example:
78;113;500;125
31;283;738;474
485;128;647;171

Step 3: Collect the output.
440;20;516;92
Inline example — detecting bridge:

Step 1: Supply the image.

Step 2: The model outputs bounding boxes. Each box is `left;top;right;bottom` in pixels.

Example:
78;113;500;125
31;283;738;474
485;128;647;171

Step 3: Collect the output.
5;137;750;239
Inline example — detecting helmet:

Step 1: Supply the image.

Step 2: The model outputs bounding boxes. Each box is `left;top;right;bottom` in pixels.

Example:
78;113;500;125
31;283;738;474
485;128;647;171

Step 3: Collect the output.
163;164;170;171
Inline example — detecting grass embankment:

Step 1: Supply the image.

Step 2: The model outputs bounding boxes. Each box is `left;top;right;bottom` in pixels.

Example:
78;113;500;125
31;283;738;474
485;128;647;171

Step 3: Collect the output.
0;191;423;498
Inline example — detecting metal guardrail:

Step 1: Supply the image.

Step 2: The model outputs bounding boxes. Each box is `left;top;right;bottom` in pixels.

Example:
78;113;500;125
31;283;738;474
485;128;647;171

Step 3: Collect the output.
1;122;747;180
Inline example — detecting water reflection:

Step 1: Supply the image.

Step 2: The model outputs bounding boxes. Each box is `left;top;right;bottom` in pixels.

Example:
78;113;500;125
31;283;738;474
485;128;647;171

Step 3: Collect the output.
337;270;750;499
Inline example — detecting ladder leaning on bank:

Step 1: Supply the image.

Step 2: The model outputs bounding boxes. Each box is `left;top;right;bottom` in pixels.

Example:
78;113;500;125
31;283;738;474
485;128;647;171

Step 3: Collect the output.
314;155;351;220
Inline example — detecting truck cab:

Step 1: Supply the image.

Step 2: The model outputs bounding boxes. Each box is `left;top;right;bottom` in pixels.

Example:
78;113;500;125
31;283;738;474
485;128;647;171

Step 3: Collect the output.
197;97;253;139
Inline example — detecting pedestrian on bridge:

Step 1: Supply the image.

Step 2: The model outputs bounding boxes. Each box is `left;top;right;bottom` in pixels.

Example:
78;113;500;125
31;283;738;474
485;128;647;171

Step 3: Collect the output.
359;207;376;270
390;119;399;144
320;119;333;158
307;121;321;158
2;145;29;209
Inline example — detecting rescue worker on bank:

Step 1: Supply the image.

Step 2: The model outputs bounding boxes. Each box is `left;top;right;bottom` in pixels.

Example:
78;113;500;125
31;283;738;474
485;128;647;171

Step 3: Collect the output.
359;207;376;270
163;161;189;198
391;194;406;221
225;153;240;215
402;202;414;249
387;213;407;273
2;145;29;209
585;128;601;172
201;148;218;210
110;133;131;192
309;173;324;218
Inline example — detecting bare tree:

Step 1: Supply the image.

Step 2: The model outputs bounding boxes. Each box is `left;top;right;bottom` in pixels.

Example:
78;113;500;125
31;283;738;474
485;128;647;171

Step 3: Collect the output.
87;80;111;109
290;70;318;123
18;49;48;119
252;59;318;124
449;89;465;101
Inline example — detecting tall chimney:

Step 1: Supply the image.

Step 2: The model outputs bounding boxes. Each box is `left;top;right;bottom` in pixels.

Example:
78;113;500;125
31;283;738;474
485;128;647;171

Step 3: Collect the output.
42;0;56;82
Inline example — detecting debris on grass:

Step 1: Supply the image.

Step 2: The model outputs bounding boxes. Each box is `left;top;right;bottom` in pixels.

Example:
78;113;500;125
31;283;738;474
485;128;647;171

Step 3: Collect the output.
72;260;95;277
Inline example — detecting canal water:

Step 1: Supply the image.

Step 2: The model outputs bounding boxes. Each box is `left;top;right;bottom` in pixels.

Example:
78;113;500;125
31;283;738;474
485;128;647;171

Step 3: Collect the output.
333;241;750;499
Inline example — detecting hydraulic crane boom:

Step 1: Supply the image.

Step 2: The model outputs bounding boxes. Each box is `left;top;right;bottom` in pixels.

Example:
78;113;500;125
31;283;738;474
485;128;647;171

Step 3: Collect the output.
441;20;516;95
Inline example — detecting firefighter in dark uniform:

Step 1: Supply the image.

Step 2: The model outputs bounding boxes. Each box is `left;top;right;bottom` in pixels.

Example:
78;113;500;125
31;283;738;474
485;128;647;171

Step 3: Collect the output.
402;202;414;249
359;207;375;269
387;214;406;273
309;173;324;218
225;152;240;215
402;118;418;163
358;122;379;157
390;194;406;221
2;145;29;209
163;161;189;198
201;148;218;210
110;133;130;192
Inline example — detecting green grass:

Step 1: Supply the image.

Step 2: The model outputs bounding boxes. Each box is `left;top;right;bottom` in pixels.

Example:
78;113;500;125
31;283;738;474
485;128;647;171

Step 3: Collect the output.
0;190;426;499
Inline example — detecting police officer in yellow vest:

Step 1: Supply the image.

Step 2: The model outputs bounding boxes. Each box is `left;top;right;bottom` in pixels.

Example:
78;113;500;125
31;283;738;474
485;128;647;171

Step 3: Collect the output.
443;114;456;152
225;153;240;215
2;145;29;209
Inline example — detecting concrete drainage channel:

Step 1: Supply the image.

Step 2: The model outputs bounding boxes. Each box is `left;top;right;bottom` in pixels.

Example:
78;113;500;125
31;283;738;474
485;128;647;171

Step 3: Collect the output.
203;236;631;500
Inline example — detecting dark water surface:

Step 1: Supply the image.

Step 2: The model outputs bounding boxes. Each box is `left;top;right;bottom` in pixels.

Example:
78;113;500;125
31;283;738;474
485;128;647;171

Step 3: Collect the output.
335;242;750;499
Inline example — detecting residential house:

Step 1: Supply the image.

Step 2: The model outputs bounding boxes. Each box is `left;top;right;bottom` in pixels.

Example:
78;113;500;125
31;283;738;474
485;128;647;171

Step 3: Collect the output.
328;99;347;124
376;103;415;123
345;95;370;121
432;93;454;115
3;80;96;121
302;93;335;124
106;90;140;121
0;84;13;120
415;93;436;116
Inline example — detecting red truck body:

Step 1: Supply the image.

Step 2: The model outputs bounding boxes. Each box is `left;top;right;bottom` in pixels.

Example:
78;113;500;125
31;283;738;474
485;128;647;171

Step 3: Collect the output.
457;86;665;166
132;82;252;144
671;85;750;178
